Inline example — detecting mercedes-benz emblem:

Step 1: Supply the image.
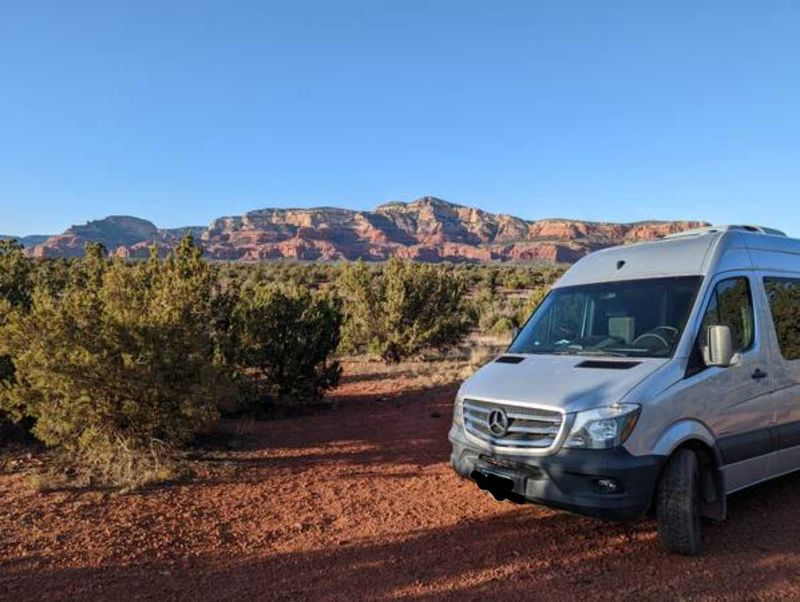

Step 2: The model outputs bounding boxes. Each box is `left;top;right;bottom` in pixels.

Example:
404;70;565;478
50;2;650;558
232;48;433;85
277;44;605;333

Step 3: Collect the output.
487;409;510;436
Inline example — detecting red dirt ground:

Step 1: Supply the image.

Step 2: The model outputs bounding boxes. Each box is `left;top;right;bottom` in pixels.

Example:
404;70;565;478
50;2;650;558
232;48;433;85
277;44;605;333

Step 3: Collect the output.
2;362;800;601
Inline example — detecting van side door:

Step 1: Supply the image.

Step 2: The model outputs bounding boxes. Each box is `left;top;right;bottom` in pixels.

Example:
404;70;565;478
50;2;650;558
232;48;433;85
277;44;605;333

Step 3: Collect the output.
761;276;800;479
685;273;775;492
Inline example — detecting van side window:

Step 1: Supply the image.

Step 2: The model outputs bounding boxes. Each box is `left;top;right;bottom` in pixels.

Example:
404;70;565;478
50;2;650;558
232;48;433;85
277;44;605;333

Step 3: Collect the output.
699;277;755;353
764;277;800;360
688;277;755;375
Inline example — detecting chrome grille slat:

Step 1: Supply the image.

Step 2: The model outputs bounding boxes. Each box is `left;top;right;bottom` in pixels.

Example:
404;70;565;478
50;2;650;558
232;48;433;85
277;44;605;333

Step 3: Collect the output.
505;411;560;423
506;424;560;435
470;434;555;447
463;398;564;451
469;421;533;441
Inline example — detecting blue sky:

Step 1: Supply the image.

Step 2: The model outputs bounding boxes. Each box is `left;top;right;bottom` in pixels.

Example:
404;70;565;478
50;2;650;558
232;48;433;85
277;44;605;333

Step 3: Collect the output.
1;1;799;236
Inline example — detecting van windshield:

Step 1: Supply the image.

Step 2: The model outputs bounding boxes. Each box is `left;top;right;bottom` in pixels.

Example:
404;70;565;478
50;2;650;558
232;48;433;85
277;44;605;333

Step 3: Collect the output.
509;276;703;358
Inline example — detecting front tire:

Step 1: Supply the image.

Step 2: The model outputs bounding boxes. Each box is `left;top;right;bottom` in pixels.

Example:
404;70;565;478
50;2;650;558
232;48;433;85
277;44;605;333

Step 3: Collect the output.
656;448;702;555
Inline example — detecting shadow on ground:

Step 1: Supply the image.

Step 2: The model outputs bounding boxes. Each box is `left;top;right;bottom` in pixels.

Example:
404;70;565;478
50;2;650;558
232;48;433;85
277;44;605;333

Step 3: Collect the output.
5;472;800;602
190;381;461;478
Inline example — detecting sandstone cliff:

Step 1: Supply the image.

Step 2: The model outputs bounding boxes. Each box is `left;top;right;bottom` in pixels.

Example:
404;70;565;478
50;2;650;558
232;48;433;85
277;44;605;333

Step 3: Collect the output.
31;197;707;263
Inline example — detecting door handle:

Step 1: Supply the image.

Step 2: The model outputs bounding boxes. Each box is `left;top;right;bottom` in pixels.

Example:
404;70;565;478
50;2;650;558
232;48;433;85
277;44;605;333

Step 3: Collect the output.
752;369;768;380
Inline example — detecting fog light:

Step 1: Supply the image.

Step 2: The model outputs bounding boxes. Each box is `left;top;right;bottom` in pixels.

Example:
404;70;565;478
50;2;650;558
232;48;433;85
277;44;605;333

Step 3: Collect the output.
594;478;621;494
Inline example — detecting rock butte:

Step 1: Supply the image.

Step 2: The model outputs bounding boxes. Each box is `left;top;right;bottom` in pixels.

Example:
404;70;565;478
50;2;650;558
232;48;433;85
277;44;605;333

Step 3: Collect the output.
29;197;708;264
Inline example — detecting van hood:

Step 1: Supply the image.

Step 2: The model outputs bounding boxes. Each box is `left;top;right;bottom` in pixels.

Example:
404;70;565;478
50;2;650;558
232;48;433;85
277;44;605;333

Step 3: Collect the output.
459;354;669;413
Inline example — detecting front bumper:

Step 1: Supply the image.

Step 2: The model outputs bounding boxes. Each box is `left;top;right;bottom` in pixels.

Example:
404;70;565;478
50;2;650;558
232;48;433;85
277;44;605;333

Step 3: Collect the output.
449;425;664;522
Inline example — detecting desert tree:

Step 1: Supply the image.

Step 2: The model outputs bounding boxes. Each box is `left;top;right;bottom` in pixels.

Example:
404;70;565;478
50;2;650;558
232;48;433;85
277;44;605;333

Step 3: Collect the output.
0;239;33;437
337;258;472;362
0;240;32;382
0;235;226;486
231;283;342;412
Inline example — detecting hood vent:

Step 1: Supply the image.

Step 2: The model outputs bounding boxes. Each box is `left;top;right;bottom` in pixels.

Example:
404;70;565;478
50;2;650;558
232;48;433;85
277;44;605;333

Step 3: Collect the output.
576;359;641;370
495;355;525;364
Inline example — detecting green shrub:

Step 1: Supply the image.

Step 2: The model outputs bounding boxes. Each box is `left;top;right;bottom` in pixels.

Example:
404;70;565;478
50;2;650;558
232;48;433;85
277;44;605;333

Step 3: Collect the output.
514;286;549;327
0;239;34;440
0;237;226;486
474;269;557;336
0;240;32;382
232;283;342;411
0;239;32;309
338;258;472;362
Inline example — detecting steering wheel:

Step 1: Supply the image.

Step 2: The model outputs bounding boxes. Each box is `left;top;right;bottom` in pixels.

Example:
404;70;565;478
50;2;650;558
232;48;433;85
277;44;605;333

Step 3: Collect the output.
633;330;672;349
654;326;679;337
633;332;670;348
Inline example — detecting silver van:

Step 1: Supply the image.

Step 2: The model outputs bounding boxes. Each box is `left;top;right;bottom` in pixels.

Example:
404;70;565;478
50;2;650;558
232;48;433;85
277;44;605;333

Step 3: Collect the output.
449;225;800;555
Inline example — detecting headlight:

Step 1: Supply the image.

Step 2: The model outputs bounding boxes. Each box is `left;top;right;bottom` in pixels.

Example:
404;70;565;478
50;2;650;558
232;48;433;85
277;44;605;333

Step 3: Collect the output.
564;404;641;450
452;395;464;426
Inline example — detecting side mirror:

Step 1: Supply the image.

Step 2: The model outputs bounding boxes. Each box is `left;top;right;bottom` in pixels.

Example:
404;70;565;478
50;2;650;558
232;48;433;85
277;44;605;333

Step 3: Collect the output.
704;325;736;367
511;326;521;340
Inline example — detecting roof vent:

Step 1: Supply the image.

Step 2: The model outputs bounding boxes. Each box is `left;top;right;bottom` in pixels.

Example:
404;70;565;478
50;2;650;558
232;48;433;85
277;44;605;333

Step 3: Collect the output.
664;225;786;239
737;225;786;236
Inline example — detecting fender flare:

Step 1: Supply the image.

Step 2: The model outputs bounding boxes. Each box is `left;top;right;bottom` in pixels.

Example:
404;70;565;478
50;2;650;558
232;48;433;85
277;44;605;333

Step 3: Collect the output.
652;419;727;521
652;419;722;464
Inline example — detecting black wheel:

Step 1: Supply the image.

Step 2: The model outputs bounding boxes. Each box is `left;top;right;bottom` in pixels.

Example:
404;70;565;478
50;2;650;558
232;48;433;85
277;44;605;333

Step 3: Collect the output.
656;448;703;555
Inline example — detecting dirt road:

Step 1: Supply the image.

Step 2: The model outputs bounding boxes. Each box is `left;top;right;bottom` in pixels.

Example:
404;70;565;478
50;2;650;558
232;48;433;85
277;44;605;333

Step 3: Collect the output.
2;362;800;601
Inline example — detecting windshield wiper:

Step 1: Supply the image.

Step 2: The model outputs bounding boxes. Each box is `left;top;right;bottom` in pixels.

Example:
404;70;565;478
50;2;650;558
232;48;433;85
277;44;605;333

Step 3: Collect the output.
578;349;631;357
552;348;630;358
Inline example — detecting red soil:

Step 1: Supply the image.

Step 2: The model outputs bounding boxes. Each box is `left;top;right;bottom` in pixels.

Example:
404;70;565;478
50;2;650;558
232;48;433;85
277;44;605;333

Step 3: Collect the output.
2;366;800;601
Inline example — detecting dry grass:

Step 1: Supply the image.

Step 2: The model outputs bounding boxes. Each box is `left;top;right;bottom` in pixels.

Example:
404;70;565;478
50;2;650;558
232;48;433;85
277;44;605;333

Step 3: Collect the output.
338;335;510;390
27;439;183;493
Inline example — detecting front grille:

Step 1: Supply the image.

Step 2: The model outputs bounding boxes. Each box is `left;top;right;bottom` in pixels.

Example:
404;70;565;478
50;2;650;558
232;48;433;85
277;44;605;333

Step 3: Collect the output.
463;398;564;451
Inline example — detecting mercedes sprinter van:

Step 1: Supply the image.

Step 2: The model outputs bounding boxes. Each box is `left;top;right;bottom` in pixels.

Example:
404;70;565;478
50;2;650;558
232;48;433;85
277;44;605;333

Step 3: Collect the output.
449;225;800;555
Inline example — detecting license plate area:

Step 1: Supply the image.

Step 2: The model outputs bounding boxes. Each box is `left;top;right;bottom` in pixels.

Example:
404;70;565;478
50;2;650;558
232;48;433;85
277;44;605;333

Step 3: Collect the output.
471;462;527;503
